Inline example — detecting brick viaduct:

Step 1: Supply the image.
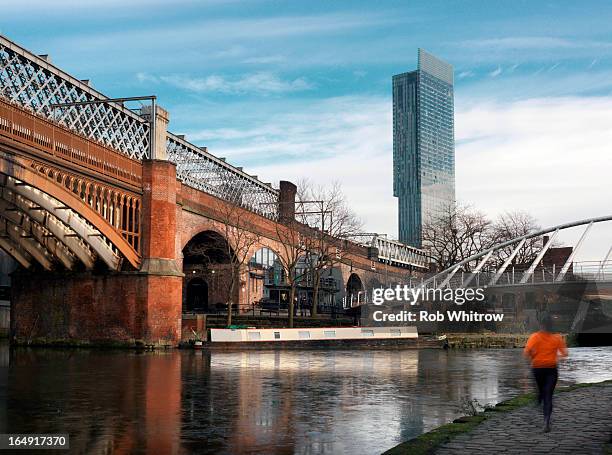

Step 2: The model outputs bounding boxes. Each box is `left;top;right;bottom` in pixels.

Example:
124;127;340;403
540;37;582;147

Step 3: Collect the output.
3;103;419;347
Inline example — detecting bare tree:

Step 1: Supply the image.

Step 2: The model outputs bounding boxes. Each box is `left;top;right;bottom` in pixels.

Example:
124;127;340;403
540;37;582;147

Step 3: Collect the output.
296;179;363;317
423;204;549;273
213;199;262;326
490;211;542;268
274;217;309;328
422;203;494;271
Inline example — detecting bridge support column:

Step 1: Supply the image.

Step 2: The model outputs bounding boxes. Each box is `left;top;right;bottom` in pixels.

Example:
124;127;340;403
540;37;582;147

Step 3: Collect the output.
136;158;183;346
137;105;183;346
278;180;296;222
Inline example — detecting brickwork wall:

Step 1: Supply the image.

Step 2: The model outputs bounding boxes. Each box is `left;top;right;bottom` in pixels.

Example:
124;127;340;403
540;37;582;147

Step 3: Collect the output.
142;160;179;260
10;167;422;347
179;183;421;308
10;272;180;345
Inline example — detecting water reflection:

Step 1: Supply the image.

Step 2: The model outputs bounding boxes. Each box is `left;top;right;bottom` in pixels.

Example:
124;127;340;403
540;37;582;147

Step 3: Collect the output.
1;342;611;454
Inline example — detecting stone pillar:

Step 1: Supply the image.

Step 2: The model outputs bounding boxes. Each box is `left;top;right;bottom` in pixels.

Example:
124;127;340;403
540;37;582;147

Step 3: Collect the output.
142;105;170;161
138;105;183;346
278;180;296;222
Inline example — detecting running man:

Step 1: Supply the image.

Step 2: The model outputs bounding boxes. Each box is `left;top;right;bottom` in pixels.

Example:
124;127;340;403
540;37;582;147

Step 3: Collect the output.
523;313;568;433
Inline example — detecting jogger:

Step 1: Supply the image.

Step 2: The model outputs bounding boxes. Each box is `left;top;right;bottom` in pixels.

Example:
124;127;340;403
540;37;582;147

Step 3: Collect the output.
523;314;568;432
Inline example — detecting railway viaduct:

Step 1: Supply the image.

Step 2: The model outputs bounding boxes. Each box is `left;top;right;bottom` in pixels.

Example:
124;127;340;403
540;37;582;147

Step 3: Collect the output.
0;35;426;346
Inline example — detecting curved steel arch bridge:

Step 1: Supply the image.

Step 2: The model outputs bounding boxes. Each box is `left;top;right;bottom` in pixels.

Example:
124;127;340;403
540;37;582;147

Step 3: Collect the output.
419;215;612;290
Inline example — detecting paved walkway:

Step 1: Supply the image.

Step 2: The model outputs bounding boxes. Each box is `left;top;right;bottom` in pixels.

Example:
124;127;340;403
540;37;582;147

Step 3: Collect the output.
435;384;612;455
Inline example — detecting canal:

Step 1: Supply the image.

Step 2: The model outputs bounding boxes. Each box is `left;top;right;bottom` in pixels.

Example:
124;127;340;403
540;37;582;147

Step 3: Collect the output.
0;343;611;454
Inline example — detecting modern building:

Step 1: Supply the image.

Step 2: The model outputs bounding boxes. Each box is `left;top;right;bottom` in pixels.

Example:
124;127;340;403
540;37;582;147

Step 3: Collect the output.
393;49;455;247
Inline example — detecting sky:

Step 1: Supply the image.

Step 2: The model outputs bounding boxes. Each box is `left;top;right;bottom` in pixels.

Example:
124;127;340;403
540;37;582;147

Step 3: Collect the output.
1;0;611;260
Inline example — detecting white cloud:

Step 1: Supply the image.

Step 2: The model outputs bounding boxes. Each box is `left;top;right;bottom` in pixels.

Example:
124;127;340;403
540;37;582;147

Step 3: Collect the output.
135;72;158;84
189;95;612;259
458;69;612;101
451;37;612;66
140;72;313;95
456;96;612;259
49;12;399;49
187;96;398;237
489;66;502;77
457;36;610;50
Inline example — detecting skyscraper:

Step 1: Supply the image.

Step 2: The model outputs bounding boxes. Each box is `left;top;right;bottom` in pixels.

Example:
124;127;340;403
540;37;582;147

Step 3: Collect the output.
393;49;455;247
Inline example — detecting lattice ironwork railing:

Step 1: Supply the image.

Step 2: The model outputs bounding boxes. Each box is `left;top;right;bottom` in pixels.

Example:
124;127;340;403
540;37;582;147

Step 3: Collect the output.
0;35;150;160
167;133;279;219
0;34;280;218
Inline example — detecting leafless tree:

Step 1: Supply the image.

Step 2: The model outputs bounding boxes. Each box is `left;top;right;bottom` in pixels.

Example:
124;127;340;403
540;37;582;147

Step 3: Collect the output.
213;199;262;326
274;216;309;328
296;179;363;317
490;211;542;268
422;203;494;271
423;204;549;273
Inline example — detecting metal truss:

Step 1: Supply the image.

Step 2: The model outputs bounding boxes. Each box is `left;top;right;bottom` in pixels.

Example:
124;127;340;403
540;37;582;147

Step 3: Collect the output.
372;235;428;269
167;133;279;219
422;215;612;289
0;34;280;216
0;35;150;160
0;175;123;271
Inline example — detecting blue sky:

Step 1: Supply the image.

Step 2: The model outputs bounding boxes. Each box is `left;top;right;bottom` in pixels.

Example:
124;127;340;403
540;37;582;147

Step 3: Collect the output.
2;1;611;258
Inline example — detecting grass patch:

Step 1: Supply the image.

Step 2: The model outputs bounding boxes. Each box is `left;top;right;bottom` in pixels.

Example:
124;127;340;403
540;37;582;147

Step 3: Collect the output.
383;379;612;455
383;415;486;455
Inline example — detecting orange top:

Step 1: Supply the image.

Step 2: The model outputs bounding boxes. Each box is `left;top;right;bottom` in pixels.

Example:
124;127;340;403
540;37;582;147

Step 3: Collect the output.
524;331;568;368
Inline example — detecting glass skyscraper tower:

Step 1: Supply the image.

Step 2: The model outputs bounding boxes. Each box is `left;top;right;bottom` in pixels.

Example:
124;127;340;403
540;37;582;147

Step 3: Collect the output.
393;49;455;247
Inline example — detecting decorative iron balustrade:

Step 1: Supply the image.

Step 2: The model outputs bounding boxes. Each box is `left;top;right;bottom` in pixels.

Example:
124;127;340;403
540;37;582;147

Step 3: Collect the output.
0;35;150;160
167;133;279;219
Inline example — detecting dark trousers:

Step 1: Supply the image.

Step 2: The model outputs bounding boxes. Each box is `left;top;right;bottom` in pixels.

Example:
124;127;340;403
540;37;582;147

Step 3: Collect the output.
533;367;558;422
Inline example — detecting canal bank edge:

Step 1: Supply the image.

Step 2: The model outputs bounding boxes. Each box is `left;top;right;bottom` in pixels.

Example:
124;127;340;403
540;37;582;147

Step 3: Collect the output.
11;332;554;350
382;379;612;455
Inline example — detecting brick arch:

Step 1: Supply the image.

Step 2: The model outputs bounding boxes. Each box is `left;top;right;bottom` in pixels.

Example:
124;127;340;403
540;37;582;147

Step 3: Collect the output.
335;263;365;291
346;272;364;291
179;210;284;261
180;214;230;252
244;238;285;264
182;229;235;264
345;271;366;307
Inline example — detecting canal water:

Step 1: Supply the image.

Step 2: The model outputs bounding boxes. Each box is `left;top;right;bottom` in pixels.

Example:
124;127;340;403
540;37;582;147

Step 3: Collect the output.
0;343;611;454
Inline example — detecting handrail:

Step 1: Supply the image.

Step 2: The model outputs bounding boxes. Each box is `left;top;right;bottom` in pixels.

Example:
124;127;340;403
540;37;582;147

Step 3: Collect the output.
423;216;612;287
0;98;142;188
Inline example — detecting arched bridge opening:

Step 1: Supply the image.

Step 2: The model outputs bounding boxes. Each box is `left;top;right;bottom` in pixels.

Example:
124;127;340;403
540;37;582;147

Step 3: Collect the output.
182;230;236;314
